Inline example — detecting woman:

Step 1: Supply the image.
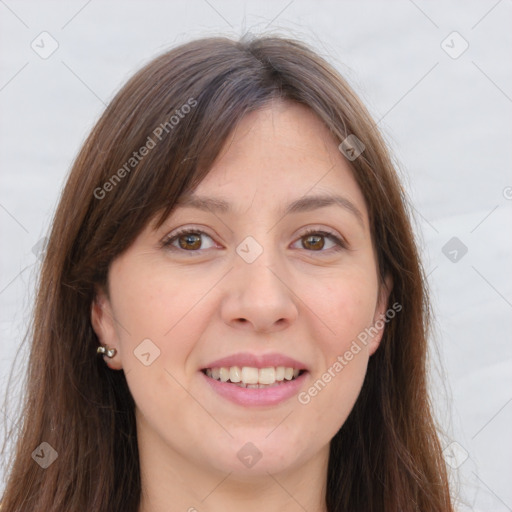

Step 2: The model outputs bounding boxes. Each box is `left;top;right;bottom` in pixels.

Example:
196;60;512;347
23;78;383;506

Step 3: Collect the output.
1;35;454;511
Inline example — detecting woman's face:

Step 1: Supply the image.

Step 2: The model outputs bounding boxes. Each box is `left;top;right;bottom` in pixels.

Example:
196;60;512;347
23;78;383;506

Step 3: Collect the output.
92;101;390;482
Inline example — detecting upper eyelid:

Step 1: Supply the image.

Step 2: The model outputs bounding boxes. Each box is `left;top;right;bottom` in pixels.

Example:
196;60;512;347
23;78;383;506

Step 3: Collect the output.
162;225;218;243
162;225;342;240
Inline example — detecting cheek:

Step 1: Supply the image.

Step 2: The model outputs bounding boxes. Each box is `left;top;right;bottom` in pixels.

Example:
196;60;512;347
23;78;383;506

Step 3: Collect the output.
109;259;219;374
112;263;220;441
294;268;377;428
302;267;378;352
296;330;371;452
304;354;369;443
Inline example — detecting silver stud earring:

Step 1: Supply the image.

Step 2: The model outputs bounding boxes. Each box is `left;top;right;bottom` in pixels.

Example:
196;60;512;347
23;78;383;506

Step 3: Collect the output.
97;345;117;358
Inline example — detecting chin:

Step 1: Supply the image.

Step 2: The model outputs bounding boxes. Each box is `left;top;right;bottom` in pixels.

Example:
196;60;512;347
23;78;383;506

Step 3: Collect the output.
205;436;306;478
217;456;298;481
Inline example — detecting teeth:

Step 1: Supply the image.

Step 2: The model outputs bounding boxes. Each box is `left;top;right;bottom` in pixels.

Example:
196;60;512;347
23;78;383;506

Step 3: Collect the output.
229;366;241;383
241;367;259;384
219;367;230;382
258;367;275;385
204;366;303;386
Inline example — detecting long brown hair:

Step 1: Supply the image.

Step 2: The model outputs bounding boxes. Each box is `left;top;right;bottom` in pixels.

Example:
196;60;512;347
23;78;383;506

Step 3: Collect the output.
1;35;453;511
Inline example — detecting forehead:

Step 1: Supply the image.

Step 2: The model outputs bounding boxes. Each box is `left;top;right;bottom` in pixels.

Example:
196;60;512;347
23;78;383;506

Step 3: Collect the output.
188;102;368;224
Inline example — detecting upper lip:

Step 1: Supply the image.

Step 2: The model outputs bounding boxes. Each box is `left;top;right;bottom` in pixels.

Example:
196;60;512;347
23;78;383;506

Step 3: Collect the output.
202;352;309;371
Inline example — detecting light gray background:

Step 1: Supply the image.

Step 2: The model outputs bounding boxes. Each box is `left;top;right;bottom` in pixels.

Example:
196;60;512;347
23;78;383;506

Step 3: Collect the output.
1;1;511;510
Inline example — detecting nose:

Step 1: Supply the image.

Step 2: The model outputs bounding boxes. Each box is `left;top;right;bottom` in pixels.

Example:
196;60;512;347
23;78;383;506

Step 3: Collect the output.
220;248;299;334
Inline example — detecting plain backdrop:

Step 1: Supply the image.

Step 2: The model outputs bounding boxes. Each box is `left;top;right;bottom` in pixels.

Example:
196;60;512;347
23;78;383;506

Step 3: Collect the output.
1;1;511;510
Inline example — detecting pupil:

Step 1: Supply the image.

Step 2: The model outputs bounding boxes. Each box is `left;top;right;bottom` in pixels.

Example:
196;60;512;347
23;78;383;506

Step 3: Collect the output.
304;234;324;250
179;233;201;250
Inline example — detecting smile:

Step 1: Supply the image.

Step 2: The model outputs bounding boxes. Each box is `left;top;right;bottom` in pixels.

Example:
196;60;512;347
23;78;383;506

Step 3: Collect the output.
203;366;304;387
201;367;309;406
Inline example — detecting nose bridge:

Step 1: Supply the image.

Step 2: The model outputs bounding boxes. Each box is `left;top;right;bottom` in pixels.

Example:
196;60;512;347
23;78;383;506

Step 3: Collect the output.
235;235;285;298
221;234;298;332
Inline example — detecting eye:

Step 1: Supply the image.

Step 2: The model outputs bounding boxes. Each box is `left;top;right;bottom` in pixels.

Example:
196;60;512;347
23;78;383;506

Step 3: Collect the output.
161;227;347;254
161;228;217;252
292;229;347;252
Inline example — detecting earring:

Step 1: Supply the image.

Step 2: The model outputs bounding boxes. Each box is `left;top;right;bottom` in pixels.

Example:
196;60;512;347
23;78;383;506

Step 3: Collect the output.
97;345;117;358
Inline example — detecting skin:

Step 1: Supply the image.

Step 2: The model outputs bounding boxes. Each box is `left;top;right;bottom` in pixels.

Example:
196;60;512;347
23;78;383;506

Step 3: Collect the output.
91;100;391;512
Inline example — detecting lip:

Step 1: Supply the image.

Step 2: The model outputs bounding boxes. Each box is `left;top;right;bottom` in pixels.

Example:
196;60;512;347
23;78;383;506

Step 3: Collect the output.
201;352;309;371
201;370;309;407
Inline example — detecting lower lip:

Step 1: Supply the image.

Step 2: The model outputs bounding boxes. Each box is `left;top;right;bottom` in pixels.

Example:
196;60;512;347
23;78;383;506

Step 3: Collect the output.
201;371;308;407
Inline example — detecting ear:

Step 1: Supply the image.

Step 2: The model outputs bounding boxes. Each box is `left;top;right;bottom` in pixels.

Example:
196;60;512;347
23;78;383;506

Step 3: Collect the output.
368;274;394;356
91;287;123;370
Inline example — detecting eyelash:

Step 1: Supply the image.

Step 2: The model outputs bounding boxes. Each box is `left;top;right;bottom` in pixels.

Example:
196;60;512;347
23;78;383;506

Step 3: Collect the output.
161;227;347;255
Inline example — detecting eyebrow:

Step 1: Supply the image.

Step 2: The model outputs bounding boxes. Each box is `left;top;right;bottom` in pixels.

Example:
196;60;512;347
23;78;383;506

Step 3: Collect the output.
175;193;365;228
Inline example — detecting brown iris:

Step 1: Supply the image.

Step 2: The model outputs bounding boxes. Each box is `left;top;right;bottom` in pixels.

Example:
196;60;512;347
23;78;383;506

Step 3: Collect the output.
178;233;202;250
302;234;324;250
